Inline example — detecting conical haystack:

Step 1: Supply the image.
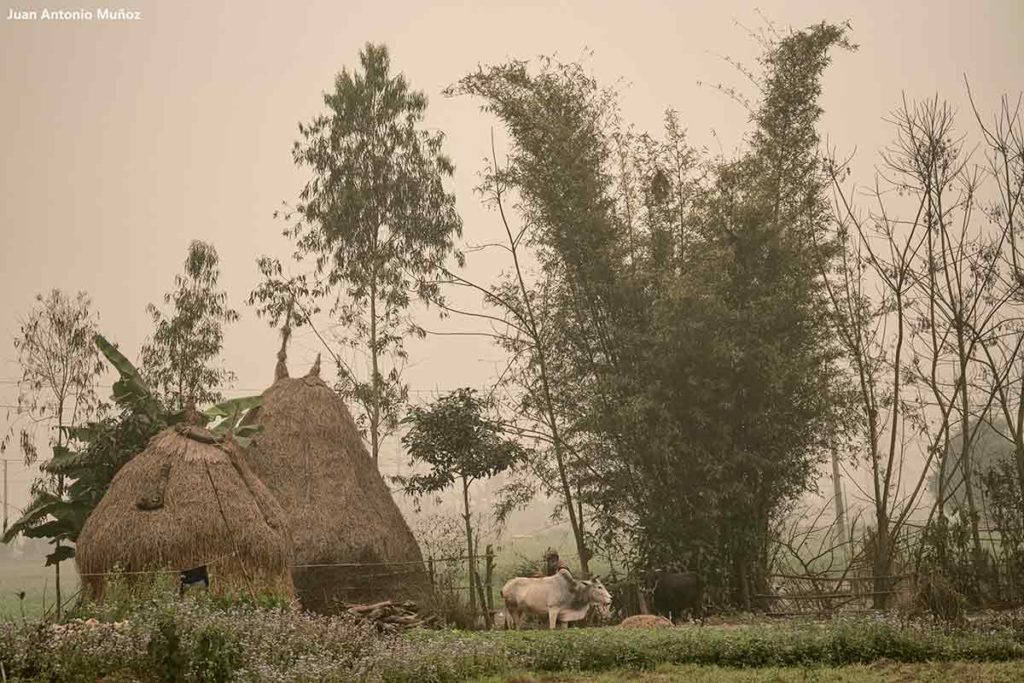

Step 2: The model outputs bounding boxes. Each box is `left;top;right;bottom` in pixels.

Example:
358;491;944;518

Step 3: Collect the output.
76;425;295;600
246;357;430;612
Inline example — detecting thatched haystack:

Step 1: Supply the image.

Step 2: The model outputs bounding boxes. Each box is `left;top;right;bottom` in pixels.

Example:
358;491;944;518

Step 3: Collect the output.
76;425;295;600
246;357;430;612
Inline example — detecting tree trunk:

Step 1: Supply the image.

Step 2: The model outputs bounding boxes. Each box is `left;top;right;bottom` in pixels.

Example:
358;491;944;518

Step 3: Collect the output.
55;397;65;621
462;476;477;617
872;516;891;610
736;554;751;611
831;447;847;550
369;281;381;466
495;183;590;577
955;330;985;571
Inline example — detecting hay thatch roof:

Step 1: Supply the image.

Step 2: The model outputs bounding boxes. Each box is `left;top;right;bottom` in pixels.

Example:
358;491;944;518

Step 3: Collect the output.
76;425;295;600
245;358;429;612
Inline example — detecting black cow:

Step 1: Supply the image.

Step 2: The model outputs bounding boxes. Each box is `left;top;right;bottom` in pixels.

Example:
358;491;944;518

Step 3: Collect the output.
645;569;703;623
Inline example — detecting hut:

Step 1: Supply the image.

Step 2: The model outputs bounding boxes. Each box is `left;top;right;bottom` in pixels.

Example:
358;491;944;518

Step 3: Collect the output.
245;355;430;612
76;423;295;600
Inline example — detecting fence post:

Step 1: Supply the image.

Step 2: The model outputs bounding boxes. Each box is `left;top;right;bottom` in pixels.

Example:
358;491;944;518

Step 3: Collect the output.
474;567;490;629
427;555;435;590
485;544;495;616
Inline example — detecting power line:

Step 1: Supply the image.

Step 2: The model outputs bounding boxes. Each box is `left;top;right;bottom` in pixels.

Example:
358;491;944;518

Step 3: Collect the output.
0;379;466;395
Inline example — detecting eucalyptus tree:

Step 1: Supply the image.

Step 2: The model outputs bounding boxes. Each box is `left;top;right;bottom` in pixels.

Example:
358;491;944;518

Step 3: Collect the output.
141;240;238;412
274;43;462;466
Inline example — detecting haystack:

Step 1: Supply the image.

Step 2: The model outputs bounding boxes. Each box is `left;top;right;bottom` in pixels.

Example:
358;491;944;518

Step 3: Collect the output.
245;356;430;612
76;424;295;600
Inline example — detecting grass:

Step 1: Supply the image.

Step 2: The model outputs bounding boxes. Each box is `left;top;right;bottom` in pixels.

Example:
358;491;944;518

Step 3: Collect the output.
4;571;1024;682
484;660;1024;682
398;618;1024;676
2;597;1024;682
0;557;80;620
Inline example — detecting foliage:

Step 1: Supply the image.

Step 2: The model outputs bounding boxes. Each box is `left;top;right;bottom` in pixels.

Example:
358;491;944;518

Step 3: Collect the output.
398;389;525;496
147;616;187;683
982;462;1024;604
94;334;162;422
398;388;525;621
3;333;260;583
619;22;850;601
929;419;1018;523
254;42;463;466
11;291;106;446
452;24;850;602
4;605;1024;682
4;290;106;617
191;623;243;683
141;240;239;412
912;573;967;623
202;395;263;448
449;53;627;576
918;513;993;608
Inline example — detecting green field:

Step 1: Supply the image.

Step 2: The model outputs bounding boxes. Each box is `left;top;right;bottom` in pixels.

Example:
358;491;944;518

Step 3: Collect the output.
0;557;80;620
0;527;594;624
486;661;1024;682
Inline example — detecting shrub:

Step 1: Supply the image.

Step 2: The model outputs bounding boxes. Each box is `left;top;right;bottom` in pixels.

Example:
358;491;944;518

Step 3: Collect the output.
191;624;242;682
148;616;186;683
3;601;1024;681
914;573;967;623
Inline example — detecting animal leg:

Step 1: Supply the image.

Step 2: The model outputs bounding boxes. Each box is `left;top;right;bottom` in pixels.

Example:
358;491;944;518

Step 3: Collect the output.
548;608;559;630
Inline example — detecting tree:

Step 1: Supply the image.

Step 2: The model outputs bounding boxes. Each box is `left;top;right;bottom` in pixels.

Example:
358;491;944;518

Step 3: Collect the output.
446;25;850;601
5;290;104;619
825;95;1018;606
141;240;238;412
449;57;631;577
276;42;462;466
396;388;524;621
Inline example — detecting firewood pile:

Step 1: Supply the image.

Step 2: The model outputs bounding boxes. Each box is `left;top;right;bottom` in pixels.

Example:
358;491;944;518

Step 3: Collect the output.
340;600;441;631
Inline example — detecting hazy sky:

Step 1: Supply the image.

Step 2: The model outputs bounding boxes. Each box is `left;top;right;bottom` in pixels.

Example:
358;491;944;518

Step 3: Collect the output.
1;0;1022;516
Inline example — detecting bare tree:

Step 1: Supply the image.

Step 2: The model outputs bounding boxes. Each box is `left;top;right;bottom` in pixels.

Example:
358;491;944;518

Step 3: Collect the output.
967;90;1024;504
9;290;104;620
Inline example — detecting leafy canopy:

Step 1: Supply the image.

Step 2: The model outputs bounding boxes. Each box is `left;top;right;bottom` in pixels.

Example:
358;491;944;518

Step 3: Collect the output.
253;43;463;464
398;388;525;494
141;241;238;412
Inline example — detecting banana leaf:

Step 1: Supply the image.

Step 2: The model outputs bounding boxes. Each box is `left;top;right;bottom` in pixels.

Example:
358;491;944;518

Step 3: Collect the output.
94;334;162;421
205;395;262;442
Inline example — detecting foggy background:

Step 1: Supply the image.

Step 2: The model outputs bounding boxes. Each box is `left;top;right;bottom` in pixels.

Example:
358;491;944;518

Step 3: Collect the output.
2;0;1022;550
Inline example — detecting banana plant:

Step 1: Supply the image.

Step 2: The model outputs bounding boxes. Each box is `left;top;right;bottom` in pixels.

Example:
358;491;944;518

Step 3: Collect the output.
94;333;262;439
203;395;262;447
3;335;263;568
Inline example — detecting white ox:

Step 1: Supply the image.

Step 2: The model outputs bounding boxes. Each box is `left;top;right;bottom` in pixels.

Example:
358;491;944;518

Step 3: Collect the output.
501;569;612;629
